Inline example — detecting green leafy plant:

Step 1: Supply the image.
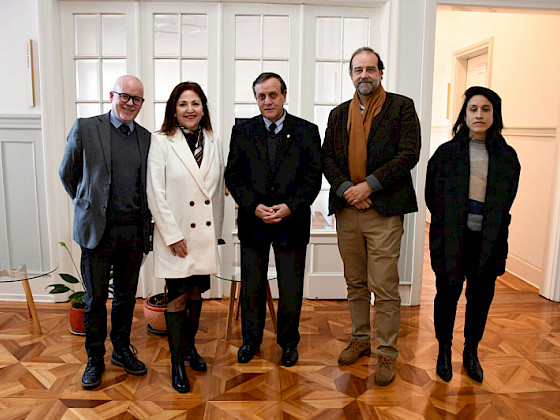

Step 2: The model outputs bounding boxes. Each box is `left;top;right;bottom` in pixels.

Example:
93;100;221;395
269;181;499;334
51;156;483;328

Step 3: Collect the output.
46;241;86;308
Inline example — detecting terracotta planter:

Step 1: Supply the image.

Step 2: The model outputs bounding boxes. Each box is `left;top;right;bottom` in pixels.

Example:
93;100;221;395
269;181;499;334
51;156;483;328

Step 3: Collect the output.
69;306;86;335
143;294;167;335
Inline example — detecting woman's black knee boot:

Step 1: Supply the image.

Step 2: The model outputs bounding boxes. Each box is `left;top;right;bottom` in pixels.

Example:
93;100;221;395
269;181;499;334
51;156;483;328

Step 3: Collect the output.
165;311;190;393
183;300;207;371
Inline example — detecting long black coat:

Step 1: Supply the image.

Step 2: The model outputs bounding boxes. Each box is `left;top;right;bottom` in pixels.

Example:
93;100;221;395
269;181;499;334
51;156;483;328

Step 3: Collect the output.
425;133;520;284
224;113;322;248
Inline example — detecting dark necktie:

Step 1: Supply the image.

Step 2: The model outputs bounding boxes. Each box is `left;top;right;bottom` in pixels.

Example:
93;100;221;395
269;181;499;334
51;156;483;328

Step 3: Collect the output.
267;122;279;165
269;122;277;134
119;124;130;136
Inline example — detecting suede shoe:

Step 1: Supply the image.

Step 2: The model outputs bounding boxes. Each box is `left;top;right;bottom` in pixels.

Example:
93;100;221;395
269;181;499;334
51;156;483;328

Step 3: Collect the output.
338;339;371;365
436;343;453;382
281;345;298;367
463;344;483;382
238;343;259;364
81;355;105;390
111;344;147;375
184;345;207;372
375;354;397;386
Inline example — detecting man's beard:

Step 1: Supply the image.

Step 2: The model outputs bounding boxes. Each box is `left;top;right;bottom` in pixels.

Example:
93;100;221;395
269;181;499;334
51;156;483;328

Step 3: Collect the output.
356;79;379;95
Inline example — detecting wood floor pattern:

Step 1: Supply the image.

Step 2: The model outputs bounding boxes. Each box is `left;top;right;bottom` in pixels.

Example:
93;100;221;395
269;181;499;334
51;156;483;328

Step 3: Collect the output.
1;261;559;418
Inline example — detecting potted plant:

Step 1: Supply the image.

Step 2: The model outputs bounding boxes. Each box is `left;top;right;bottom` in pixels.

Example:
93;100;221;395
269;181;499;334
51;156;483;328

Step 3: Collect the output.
143;286;168;336
47;241;87;335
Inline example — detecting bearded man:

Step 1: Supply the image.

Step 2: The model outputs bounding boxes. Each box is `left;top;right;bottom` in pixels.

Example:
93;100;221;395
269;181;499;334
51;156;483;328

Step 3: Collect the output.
321;47;421;385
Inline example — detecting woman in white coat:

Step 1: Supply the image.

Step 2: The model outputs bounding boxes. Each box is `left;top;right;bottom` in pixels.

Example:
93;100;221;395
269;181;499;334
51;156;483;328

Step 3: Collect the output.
147;82;224;393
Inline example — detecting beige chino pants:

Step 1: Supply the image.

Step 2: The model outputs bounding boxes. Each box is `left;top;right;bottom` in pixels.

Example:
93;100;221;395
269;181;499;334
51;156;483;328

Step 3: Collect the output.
336;207;403;358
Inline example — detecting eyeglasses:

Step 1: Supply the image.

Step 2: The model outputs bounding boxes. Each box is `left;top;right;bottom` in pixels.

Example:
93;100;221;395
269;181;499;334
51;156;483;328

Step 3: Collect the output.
113;91;145;106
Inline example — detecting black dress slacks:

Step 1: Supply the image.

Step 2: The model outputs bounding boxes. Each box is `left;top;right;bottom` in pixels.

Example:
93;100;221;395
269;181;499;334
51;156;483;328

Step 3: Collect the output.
240;242;306;349
81;223;144;356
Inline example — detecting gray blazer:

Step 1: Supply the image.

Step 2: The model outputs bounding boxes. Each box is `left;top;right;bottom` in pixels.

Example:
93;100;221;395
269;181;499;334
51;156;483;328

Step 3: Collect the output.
59;112;152;251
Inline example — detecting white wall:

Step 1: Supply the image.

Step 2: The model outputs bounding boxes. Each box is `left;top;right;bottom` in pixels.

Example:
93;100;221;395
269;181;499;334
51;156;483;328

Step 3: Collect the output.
431;10;560;152
0;0;40;114
430;9;560;289
0;1;55;302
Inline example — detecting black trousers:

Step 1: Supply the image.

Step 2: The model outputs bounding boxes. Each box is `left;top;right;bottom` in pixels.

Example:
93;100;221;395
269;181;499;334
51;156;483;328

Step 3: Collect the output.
240;242;306;348
81;223;144;356
434;228;497;346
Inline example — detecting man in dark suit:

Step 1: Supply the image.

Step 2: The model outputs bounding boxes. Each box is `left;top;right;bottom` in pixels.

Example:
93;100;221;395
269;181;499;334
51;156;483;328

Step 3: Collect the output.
321;48;421;385
225;72;322;367
60;75;151;390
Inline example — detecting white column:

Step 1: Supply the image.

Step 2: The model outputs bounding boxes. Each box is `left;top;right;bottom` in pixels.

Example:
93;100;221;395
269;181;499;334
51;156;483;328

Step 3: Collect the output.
387;0;437;305
37;0;75;277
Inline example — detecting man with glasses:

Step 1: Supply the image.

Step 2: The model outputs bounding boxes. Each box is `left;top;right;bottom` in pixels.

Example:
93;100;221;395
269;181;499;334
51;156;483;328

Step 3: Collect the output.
60;75;152;390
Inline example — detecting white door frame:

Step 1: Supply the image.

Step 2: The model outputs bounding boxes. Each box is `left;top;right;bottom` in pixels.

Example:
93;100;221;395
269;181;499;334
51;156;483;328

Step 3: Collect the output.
451;38;493;123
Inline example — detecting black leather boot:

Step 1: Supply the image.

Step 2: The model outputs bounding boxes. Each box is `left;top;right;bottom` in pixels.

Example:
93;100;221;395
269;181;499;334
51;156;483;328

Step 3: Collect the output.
463;342;483;382
183;300;207;372
165;311;190;393
436;342;452;382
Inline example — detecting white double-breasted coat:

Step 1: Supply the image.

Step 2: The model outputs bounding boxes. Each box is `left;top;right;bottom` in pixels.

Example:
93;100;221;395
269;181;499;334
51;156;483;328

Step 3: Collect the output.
147;128;224;279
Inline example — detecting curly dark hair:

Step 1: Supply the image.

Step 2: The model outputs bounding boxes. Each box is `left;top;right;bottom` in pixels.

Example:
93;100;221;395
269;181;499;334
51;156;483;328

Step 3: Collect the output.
160;81;212;135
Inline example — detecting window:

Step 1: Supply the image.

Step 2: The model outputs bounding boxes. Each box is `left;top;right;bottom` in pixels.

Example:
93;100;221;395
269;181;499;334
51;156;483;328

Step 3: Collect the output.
312;16;370;230
152;13;209;130
73;13;127;117
233;14;291;119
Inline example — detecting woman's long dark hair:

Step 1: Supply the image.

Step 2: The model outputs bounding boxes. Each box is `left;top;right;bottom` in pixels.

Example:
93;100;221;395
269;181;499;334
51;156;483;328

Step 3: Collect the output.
160;82;213;135
453;86;503;152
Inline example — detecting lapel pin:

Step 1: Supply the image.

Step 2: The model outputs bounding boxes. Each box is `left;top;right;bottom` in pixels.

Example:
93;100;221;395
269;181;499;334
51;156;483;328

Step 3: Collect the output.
287;134;290;139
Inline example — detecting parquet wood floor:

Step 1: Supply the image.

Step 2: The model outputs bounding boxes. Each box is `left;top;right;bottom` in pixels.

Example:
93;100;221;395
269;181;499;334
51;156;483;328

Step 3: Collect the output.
1;237;559;419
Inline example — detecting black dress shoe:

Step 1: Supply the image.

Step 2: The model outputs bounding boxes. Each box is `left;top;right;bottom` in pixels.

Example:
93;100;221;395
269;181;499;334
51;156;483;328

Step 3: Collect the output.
238;343;259;364
111;344;147;375
463;344;483;382
436;343;452;382
281;346;298;367
82;355;105;390
184;345;207;372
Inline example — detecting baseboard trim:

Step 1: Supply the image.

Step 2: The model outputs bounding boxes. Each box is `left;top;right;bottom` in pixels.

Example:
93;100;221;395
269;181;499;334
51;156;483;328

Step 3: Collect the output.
506;254;541;289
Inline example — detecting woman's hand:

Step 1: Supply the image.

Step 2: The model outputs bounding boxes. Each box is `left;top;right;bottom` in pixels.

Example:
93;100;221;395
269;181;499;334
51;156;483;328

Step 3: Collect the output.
170;239;188;258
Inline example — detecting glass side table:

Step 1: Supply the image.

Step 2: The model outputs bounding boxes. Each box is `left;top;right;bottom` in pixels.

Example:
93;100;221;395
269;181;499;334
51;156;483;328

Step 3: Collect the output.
212;262;277;340
0;258;58;335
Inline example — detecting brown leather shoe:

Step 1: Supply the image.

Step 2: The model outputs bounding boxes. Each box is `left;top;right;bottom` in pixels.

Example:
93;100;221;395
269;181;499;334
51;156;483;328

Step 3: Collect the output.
375;354;396;386
338;339;371;365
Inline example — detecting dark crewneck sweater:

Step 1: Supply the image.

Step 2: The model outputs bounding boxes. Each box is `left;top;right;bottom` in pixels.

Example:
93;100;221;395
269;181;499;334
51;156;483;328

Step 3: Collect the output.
107;124;142;224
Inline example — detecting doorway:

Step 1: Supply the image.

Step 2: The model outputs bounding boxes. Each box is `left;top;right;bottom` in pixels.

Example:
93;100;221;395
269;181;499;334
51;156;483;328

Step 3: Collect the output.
429;6;560;294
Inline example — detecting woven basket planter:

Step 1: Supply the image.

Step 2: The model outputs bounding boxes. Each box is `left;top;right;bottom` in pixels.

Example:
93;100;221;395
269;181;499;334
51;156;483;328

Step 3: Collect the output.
143;293;167;335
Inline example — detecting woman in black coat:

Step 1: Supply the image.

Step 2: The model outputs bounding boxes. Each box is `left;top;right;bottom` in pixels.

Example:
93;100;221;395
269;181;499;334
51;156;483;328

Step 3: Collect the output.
425;86;520;383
